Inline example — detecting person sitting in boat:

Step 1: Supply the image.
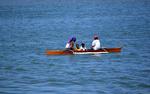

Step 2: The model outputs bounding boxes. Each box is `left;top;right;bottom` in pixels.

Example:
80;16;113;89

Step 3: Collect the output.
91;35;101;50
80;43;86;51
75;44;81;51
65;37;76;50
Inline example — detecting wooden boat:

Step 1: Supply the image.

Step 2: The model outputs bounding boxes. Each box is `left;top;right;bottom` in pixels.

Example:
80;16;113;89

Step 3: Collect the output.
46;47;121;55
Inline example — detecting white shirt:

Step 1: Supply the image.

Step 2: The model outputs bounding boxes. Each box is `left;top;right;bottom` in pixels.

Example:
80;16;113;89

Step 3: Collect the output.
65;43;70;48
80;46;86;51
92;40;100;50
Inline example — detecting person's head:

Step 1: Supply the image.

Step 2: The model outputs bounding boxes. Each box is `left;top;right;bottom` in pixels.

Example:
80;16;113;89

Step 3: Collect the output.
94;35;99;40
81;43;85;47
76;44;80;49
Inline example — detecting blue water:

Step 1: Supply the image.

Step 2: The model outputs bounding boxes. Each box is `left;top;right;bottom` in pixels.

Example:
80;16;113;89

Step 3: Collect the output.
0;0;150;94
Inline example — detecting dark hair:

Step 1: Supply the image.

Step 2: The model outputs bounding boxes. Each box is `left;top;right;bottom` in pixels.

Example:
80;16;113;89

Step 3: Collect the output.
81;43;85;47
94;37;98;40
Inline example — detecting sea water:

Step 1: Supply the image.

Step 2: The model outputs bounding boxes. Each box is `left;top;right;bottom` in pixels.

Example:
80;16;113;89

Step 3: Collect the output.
0;0;150;94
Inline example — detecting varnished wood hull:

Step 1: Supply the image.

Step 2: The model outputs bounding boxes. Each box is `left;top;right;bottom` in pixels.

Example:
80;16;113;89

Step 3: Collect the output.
46;48;121;55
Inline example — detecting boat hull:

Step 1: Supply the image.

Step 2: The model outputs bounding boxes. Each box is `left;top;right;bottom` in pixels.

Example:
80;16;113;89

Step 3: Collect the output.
46;48;121;55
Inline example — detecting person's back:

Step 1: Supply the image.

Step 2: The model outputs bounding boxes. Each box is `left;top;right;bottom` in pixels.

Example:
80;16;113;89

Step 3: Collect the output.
92;36;100;50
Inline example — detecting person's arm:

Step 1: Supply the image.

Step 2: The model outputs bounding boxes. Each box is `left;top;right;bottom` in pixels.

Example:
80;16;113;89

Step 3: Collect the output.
92;41;95;47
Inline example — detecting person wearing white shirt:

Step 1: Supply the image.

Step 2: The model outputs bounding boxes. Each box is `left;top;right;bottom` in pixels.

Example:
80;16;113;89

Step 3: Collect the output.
92;36;101;50
80;43;86;51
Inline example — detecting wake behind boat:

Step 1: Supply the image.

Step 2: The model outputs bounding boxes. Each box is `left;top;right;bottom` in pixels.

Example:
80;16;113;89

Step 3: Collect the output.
46;47;122;55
